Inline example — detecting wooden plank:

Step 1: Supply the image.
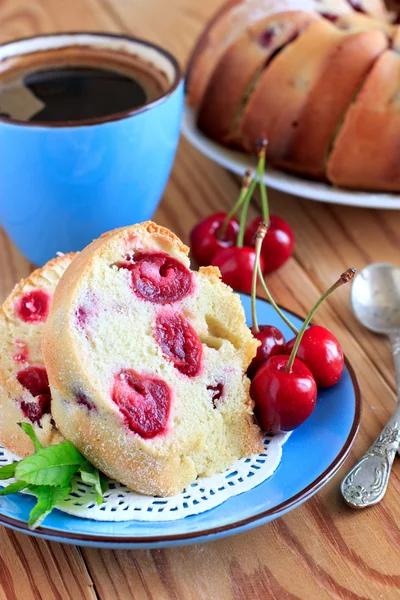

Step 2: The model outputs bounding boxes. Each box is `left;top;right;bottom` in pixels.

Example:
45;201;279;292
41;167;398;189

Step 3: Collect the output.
0;529;97;599
0;0;399;598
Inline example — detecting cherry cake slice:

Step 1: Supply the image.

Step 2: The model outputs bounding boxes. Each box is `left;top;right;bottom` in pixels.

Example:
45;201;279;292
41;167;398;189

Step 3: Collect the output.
0;254;74;456
43;221;262;497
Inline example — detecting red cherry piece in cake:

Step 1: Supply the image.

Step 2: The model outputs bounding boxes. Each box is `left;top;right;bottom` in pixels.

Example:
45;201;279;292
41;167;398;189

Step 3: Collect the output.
76;306;88;328
17;366;51;424
16;290;50;323
119;252;192;304
17;365;50;397
320;12;339;22
155;312;203;377
75;390;96;412
20;394;51;425
207;383;224;408
347;0;366;14
258;27;275;48
112;369;171;438
75;292;99;330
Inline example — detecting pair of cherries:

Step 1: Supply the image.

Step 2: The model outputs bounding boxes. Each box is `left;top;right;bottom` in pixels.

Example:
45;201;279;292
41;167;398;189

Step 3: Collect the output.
247;223;355;433
190;141;294;294
191;213;294;293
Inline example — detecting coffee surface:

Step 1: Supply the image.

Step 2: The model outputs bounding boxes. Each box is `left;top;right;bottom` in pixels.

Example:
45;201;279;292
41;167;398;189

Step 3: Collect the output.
0;45;167;123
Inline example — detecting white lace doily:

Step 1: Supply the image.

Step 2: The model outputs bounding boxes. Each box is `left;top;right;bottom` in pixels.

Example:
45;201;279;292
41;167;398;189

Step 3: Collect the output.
0;432;290;522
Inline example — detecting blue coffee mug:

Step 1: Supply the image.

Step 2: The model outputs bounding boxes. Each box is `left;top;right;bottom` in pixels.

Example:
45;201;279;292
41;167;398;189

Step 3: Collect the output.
0;33;183;265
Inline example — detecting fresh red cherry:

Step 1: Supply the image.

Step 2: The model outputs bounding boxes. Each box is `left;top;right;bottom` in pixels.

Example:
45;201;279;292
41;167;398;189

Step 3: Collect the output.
276;269;356;389
190;169;254;267
247;325;285;379
244;216;294;273
249;258;355;432
282;325;344;388
112;369;171;438
155;311;203;377
16;290;50;323
190;212;239;266
118;252;192;304
211;246;265;294
251;355;317;433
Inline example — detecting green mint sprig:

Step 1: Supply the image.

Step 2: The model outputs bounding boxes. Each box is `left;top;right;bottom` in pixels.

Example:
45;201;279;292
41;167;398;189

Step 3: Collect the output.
0;423;108;529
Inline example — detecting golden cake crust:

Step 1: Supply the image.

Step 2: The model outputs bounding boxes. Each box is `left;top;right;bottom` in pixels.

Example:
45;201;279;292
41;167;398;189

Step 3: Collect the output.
263;27;387;179
327;49;400;191
240;20;343;155
197;10;319;146
43;222;262;496
186;0;320;109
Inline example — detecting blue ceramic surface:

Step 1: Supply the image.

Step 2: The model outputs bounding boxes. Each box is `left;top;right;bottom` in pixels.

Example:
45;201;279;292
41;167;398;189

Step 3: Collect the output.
0;33;183;266
0;296;360;548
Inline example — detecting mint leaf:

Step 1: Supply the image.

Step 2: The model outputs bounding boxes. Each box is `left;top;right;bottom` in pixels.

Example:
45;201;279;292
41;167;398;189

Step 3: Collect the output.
79;461;104;505
100;471;109;495
27;485;71;529
0;481;27;495
0;462;17;480
15;441;86;486
19;422;43;451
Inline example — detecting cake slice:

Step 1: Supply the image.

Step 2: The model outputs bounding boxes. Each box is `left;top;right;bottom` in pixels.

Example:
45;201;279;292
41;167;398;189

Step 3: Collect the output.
197;10;319;146
327;47;400;191
42;222;262;497
0;254;74;456
186;0;318;110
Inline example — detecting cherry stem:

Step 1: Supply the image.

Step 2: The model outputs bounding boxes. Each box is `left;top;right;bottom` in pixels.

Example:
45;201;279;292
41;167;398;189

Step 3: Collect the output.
237;177;258;248
257;263;299;335
251;223;268;333
284;268;356;373
256;138;269;224
219;169;252;240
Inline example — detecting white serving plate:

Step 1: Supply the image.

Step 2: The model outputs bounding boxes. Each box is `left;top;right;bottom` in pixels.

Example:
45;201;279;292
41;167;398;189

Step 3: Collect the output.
182;104;400;210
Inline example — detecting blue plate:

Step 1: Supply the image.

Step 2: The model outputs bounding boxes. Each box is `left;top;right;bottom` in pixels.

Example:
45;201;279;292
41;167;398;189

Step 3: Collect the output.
0;296;360;548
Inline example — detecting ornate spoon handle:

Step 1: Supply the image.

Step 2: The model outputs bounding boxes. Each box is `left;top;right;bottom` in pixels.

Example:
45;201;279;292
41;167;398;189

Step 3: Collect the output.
341;415;400;508
341;334;400;508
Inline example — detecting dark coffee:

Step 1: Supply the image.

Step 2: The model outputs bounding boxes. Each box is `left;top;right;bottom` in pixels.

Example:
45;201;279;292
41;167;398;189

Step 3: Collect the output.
0;45;168;123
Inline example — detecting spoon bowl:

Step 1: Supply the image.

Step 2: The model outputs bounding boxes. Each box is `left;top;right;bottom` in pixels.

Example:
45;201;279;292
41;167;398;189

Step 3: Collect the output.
351;262;400;335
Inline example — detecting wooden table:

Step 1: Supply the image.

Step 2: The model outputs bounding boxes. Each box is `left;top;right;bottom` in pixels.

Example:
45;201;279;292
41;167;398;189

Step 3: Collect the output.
0;1;400;598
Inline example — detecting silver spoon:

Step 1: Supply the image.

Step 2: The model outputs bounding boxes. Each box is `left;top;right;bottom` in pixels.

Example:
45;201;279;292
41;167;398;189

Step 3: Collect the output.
341;263;400;508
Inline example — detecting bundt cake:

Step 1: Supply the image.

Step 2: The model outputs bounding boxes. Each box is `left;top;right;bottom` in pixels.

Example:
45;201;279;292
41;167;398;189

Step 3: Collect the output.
187;0;400;191
0;254;74;456
42;222;262;497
